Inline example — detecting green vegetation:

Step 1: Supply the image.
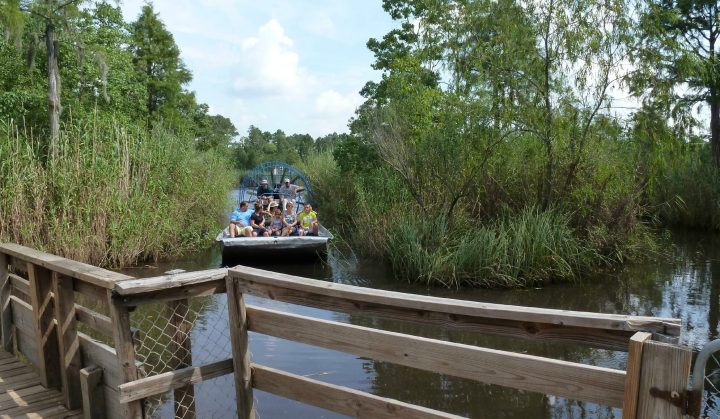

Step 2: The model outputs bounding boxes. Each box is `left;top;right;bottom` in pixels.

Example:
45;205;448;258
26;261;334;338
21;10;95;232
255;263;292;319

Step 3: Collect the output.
0;1;236;267
1;0;718;287
0;119;233;266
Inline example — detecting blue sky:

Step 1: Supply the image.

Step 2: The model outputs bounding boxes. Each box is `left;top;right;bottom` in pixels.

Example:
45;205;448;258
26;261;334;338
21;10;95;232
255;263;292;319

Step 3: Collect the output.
119;1;397;138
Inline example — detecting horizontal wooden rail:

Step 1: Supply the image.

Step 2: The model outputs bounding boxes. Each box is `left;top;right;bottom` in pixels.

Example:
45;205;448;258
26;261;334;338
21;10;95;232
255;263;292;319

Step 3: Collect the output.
112;269;228;305
252;363;464;419
223;267;680;351
247;306;627;407
0;243;133;289
119;359;234;403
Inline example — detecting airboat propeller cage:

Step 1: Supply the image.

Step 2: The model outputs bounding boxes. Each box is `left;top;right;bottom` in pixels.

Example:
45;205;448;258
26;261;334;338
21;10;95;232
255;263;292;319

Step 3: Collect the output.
239;160;315;206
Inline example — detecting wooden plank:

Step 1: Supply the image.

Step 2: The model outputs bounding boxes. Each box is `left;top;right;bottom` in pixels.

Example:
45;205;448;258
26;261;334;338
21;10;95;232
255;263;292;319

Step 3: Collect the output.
636;340;692;418
0;244;134;289
167;297;195;419
74;305;113;337
226;276;256;418
106;290;142;419
0;253;12;351
52;272;83;409
238;280;636;351
118;359;234;403
622;332;651;419
0;393;64;416
230;267;681;337
11;296;39;366
252;363;464;419
0;384;47;404
9;273;30;296
247;305;627;408
114;268;228;295
27;263;61;389
80;365;105;419
73;280;108;303
111;280;226;306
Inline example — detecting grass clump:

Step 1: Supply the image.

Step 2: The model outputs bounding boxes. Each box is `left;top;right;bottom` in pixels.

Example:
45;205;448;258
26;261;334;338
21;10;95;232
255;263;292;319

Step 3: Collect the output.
385;207;597;288
0;119;235;267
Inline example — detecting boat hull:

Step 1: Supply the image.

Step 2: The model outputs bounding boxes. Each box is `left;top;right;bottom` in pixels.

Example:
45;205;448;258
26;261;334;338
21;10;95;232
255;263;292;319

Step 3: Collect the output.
216;226;332;263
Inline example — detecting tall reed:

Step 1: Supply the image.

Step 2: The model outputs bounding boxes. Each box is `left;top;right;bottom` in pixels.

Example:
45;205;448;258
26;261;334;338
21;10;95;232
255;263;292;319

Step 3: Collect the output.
0;119;234;267
384;207;598;288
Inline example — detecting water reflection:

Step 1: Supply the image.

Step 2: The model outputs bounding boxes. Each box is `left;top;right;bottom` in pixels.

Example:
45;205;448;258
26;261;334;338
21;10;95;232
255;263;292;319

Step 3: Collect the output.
122;229;720;418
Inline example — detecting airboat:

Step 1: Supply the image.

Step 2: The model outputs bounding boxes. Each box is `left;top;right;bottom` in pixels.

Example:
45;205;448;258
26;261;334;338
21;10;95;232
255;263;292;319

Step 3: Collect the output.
216;161;333;262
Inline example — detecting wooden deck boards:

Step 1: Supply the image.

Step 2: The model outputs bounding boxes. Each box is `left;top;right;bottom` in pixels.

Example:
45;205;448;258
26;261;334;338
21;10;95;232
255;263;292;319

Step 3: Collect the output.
0;349;82;419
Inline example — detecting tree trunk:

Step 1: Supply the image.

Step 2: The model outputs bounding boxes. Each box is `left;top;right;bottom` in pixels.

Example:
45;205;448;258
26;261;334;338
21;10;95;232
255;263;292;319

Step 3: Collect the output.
710;90;720;168
46;20;61;146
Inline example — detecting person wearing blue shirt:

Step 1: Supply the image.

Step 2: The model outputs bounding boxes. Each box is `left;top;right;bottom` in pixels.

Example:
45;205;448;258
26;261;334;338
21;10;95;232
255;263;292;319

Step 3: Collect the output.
229;201;254;238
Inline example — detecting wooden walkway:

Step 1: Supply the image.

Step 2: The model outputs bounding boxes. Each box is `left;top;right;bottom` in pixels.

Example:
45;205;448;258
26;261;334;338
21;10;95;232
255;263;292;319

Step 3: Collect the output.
0;350;82;419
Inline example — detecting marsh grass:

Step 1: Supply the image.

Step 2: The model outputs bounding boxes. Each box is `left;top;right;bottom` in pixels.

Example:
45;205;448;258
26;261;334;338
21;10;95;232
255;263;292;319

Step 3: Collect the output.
385;207;598;288
0;119;234;267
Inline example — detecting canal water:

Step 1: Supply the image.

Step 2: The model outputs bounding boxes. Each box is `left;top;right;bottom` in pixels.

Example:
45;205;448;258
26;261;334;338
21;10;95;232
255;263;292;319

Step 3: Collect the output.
122;229;720;418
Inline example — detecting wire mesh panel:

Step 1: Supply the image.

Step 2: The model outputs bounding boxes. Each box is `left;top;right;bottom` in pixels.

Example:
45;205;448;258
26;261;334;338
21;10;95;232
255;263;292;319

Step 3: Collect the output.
691;339;720;419
130;293;234;419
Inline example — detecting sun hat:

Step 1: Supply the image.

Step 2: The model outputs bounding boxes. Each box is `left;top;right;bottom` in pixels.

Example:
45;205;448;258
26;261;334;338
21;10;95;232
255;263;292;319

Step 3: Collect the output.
260;179;268;184
284;178;290;183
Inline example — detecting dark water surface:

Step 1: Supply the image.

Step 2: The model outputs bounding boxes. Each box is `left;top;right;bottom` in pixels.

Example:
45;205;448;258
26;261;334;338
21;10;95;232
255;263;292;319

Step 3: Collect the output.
122;229;720;418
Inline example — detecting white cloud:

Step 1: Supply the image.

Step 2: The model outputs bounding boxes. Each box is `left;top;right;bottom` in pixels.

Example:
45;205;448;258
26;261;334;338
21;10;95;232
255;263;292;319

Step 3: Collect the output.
232;19;308;96
314;90;363;117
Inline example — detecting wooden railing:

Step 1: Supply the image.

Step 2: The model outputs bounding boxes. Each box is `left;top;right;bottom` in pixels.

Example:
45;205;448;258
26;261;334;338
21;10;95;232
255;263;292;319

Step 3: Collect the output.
0;243;695;418
0;243;138;419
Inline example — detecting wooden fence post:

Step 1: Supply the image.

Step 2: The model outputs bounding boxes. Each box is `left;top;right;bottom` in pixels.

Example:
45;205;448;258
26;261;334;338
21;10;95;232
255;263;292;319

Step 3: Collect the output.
52;272;83;408
168;297;195;419
27;262;61;389
108;290;143;419
80;365;106;419
622;332;651;419
0;252;12;352
226;275;255;419
636;340;692;418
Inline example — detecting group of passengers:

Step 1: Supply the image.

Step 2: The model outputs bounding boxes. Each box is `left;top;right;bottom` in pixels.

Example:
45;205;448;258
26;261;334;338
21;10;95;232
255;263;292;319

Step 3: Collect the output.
228;178;319;238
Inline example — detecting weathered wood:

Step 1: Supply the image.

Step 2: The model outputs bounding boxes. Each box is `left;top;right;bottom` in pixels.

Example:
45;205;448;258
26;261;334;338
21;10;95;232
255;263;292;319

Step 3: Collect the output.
0;253;12;351
107;290;142;419
622;332;651;419
0;348;85;419
80;365;105;419
73;279;109;303
114;268;228;295
238;281;637;351
118;359;234;403
11;296;39;366
252;363;464;419
9;272;30;297
229;267;681;338
112;280;226;306
226;276;256;418
27;263;61;389
52;272;83;409
168;297;195;419
636;340;692;418
74;305;113;337
247;305;627;408
0;243;134;289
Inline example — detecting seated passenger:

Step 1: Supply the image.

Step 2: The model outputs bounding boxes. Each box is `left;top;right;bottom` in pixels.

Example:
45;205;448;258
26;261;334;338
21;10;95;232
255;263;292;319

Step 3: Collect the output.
282;202;299;236
250;203;270;237
279;178;305;210
269;208;284;237
298;204;319;236
228;201;253;238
